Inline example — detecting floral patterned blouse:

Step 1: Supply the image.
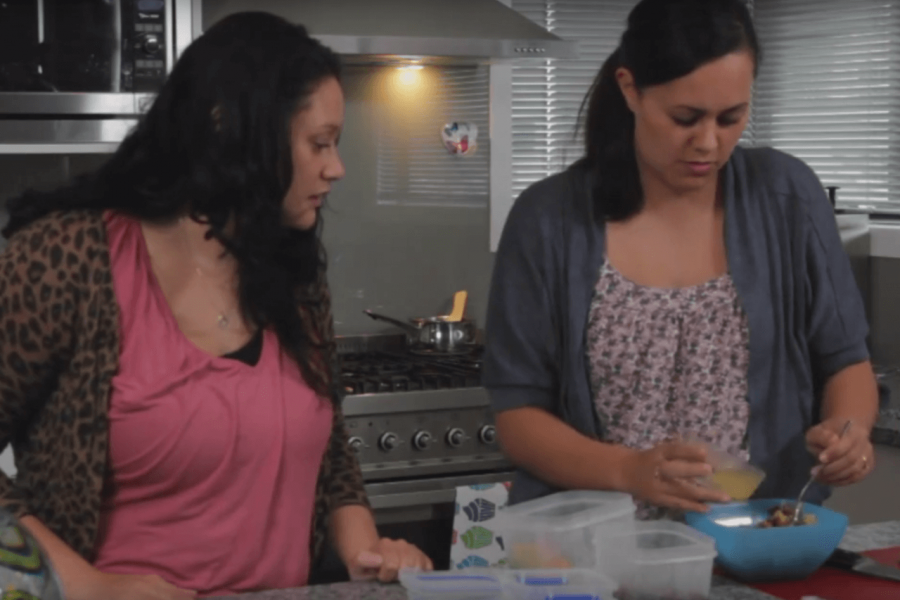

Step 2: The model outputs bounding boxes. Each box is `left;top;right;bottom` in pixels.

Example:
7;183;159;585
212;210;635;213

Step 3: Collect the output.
586;260;752;519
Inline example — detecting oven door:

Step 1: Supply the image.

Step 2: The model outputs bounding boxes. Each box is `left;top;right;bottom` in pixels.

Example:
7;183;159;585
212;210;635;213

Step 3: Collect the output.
367;470;516;570
310;469;515;584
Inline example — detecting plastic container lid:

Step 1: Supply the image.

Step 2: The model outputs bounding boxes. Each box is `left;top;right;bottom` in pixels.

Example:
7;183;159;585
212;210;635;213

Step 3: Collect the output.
505;568;618;600
633;520;717;565
500;490;636;531
399;569;505;599
400;568;619;600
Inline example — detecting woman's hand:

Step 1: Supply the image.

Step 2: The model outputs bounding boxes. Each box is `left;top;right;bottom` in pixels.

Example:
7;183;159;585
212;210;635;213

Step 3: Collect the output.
346;537;433;583
17;516;195;600
88;572;196;600
619;441;731;513
806;418;874;486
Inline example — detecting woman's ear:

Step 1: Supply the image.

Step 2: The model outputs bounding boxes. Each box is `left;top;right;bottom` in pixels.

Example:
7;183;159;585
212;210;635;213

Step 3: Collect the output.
616;67;639;113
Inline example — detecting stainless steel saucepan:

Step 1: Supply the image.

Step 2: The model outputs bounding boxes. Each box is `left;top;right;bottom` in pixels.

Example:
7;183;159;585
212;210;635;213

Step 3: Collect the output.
363;310;477;354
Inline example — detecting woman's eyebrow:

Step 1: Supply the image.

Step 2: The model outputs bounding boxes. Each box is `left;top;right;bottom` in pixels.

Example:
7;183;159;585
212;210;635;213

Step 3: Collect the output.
672;102;750;114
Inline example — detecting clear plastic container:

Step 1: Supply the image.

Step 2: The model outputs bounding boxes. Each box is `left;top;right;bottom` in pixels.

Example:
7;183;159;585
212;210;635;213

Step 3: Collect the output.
496;490;637;585
398;569;505;600
686;436;766;501
504;568;618;600
618;520;718;600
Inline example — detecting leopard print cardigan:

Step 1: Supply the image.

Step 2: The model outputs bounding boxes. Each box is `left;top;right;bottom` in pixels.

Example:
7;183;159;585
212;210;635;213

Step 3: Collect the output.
0;210;369;565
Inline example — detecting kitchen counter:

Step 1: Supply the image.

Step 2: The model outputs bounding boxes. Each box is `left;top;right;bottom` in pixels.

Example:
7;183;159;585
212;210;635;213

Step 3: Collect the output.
872;407;900;447
211;521;900;600
871;365;900;447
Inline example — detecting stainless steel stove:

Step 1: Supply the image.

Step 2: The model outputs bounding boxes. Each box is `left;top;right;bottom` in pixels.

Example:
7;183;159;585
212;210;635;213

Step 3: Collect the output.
335;333;515;569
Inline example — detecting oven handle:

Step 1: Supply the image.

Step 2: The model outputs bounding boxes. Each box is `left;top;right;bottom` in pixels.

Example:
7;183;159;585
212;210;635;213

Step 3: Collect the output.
365;470;516;510
368;488;458;510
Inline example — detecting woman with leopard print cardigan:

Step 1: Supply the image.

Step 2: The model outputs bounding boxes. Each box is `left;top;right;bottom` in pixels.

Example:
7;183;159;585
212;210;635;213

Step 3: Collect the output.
0;12;430;600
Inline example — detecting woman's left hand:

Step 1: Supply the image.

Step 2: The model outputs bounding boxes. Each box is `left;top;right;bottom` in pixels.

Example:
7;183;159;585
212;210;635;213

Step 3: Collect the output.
347;537;434;582
805;418;874;486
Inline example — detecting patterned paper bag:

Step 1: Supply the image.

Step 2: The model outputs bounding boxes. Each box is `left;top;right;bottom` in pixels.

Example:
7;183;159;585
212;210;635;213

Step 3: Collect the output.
450;482;512;570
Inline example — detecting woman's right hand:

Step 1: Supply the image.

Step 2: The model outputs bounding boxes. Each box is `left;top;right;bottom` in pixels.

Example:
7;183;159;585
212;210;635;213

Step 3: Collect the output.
619;441;731;513
89;572;197;600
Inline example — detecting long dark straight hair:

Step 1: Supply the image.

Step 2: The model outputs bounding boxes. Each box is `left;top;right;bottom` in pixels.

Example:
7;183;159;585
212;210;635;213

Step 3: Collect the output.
2;12;342;398
579;0;759;221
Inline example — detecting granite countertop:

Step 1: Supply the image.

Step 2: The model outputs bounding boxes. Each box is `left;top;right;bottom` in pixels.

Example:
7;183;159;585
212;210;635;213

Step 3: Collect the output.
210;521;900;600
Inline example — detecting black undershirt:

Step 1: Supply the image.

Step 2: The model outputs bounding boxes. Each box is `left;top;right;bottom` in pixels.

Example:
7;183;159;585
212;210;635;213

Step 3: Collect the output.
220;329;264;366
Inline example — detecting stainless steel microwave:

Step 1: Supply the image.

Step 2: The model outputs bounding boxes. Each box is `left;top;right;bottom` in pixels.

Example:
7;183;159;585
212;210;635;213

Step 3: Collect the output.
0;0;579;153
0;0;187;152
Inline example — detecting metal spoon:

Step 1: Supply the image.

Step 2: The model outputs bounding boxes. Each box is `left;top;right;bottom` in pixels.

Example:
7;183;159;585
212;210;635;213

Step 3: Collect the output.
790;419;853;526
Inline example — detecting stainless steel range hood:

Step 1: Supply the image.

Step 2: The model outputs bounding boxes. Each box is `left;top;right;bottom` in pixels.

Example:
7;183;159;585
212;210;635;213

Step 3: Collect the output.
201;0;578;65
0;0;577;154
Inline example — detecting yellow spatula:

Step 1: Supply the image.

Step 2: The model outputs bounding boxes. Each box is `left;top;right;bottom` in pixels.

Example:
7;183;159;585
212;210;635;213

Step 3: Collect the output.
446;290;468;322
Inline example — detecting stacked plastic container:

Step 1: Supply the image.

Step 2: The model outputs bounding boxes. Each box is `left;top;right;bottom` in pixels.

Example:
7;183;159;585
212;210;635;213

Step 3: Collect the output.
399;489;718;600
617;520;718;599
498;490;638;585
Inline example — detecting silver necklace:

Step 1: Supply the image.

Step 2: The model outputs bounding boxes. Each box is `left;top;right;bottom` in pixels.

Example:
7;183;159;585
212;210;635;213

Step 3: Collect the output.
181;217;238;330
192;264;237;330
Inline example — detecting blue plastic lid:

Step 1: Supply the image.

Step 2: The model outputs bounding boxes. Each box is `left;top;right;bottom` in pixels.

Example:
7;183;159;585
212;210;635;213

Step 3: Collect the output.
507;569;615;600
518;574;569;585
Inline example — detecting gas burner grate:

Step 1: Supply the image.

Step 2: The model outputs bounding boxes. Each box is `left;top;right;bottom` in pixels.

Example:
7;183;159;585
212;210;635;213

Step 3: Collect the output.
339;348;483;396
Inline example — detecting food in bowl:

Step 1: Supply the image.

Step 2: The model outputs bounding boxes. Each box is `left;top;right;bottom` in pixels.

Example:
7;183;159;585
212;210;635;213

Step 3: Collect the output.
756;504;817;528
684;499;848;582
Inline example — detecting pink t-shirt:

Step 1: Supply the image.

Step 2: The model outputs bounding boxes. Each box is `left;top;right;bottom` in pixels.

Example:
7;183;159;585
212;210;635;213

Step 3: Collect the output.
93;212;333;596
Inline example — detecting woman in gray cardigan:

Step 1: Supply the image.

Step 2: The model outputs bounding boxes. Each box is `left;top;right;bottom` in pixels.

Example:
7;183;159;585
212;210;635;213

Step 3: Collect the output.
484;0;878;517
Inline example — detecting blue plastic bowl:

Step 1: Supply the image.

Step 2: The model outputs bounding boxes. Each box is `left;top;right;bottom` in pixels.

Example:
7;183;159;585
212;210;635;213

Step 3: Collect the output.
684;499;848;582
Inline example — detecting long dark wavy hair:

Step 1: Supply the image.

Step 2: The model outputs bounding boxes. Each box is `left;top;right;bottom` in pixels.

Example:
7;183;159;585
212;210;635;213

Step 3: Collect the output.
2;12;342;398
579;0;759;221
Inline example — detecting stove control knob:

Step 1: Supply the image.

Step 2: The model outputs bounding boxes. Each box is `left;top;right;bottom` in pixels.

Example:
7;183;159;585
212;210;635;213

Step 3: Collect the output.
446;428;466;448
378;432;399;452
139;33;162;56
413;431;432;450
348;436;364;453
478;425;497;445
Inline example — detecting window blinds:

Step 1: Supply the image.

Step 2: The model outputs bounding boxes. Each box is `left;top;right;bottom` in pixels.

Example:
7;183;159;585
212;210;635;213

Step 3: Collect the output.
509;0;638;200
752;0;900;211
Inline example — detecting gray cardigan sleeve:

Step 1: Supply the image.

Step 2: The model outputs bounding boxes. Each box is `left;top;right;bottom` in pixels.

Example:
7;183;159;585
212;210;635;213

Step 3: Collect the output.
483;182;562;413
796;163;870;380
